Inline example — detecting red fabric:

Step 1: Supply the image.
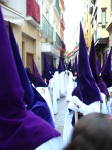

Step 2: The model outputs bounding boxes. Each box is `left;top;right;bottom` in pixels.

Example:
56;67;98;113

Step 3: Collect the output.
68;46;77;56
61;41;66;51
60;20;65;30
62;15;65;28
27;0;40;23
60;0;65;11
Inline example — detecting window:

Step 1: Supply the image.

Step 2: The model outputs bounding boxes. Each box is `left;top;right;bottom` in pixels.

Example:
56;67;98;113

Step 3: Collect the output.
102;10;106;28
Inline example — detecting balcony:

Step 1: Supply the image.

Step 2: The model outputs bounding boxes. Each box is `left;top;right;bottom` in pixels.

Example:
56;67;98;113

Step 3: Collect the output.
0;4;24;27
91;0;96;5
42;15;54;41
54;32;61;48
54;0;61;20
41;43;60;58
94;26;109;50
26;0;40;28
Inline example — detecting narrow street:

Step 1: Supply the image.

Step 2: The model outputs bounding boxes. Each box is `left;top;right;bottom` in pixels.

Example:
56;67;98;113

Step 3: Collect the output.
55;95;69;141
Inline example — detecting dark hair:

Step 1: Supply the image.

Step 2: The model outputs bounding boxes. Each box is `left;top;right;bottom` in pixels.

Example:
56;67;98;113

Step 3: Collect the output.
64;113;112;150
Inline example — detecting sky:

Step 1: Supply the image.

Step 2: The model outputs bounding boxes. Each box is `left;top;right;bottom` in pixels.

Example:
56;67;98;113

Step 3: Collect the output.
64;0;84;46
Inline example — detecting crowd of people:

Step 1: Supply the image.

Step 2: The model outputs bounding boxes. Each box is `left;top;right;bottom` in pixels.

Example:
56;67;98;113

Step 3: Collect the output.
0;5;112;149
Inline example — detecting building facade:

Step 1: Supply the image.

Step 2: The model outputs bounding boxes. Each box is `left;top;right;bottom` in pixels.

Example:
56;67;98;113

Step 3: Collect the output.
1;0;42;74
0;0;66;75
107;0;112;69
89;0;109;67
59;0;66;59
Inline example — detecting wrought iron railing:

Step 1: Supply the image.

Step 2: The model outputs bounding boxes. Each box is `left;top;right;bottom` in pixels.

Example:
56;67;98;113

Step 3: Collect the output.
55;32;61;47
42;15;54;40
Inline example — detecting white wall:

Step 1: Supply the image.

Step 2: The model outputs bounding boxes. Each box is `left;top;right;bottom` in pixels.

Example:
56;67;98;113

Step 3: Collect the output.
6;0;26;17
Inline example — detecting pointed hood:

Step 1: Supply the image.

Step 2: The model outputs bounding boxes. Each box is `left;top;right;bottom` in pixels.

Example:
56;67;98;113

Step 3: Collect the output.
89;37;109;97
49;55;55;75
72;22;102;105
68;60;71;71
42;54;53;84
101;48;112;87
9;22;54;127
26;69;48;87
62;58;65;71
33;57;43;80
0;7;60;150
9;22;34;110
58;57;64;73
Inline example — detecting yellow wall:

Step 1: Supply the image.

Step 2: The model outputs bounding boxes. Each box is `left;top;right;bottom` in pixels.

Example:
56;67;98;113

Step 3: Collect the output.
97;0;109;39
8;20;42;74
91;0;109;42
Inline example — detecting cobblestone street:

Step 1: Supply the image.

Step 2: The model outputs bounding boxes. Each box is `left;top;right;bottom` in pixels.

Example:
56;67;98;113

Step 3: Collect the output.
55;95;69;141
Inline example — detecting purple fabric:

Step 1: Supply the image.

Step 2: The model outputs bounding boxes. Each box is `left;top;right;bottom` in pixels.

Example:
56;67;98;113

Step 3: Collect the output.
96;59;101;72
9;22;54;127
72;22;103;105
42;54;53;84
26;70;48;87
9;22;33;110
68;60;72;71
62;58;65;71
101;51;108;72
58;57;64;73
89;37;109;97
33;58;43;80
101;48;112;88
49;55;55;75
0;7;60;150
71;56;77;76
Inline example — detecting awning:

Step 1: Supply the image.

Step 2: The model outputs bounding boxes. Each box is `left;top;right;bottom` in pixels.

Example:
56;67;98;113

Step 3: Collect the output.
1;4;24;27
41;43;60;58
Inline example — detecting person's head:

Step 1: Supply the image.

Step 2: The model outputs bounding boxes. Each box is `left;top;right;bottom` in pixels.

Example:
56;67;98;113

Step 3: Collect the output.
64;113;112;150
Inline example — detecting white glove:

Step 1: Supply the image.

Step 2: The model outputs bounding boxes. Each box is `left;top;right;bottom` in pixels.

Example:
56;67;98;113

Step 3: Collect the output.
72;96;83;108
72;96;87;115
68;101;79;112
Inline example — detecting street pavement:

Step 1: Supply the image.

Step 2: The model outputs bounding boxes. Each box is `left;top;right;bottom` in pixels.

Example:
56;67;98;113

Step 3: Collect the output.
55;95;69;141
